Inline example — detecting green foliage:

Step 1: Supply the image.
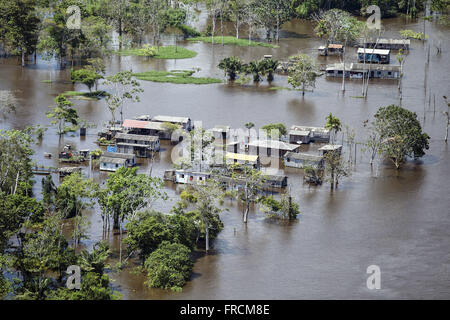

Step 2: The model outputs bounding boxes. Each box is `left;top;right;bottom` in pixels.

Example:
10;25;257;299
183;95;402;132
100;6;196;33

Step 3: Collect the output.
399;29;428;40
261;123;287;137
97;167;166;229
0;0;40;65
71;68;103;92
287;54;318;95
125;211;197;262
314;9;363;44
0;128;35;195
218;56;244;81
54;172;98;219
46;94;79;135
374;105;430;168
47;272;120;300
324;150;349;188
134;70;222;85
144;241;193;291
325;113;342;143
260;194;300;220
178;24;201;38
116;46;197;59
0;193;44;251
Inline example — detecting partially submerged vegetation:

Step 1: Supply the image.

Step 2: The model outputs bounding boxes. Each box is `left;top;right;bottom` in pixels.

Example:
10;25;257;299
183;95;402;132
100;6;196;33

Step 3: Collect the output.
116;46;197;59
134;70;222;85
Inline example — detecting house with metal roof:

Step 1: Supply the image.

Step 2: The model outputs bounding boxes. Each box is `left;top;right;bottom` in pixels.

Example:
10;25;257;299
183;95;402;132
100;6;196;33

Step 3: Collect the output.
100;152;137;172
152;115;192;131
325;63;401;79
247;139;300;158
122;119;172;139
357;48;390;64
290;125;330;143
115;133;160;157
359;38;410;50
319;144;343;155
284;152;324;169
318;43;344;56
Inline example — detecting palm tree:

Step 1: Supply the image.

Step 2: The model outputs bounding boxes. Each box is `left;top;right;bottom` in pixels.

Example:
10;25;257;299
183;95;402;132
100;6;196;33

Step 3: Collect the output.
325;113;342;144
218;56;243;81
245;122;255;143
260;58;279;82
246;60;264;82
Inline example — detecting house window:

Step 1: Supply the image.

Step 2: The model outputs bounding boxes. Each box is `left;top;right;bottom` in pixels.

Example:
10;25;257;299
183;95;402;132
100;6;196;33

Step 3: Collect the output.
388;72;392;75
115;164;118;168
181;174;184;178
199;177;202;181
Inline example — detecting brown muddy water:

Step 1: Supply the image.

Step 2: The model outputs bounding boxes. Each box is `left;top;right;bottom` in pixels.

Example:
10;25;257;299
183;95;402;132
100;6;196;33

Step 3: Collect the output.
0;17;449;299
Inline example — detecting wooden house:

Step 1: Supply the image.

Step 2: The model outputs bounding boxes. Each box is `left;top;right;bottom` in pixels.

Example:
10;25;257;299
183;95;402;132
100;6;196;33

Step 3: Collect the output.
325;63;401;79
99;152;136;172
247;140;300;158
152;115;192;131
319;144;343;156
115;133;160;158
290;125;330;143
122;119;171;139
359;38;410;50
284;152;324;169
318;44;344;56
357;48;390;64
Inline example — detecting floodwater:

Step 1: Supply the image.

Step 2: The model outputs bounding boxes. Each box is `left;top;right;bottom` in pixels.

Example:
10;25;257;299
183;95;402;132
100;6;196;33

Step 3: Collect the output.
0;14;449;299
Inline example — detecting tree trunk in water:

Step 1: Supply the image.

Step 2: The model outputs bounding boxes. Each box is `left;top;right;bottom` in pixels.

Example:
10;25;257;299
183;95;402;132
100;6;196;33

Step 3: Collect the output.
21;49;25;67
113;213;120;230
205;223;210;253
341;48;346;92
212;18;216;45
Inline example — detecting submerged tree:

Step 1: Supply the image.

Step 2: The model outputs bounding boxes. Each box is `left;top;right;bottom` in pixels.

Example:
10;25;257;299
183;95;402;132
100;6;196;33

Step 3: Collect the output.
46;95;79;136
324;150;349;189
218;56;244;81
373;105;430;169
176;180;225;252
71;68;103;92
144;241;193;291
0;0;40;67
229;165;266;224
103;71;143;125
325;113;342;144
287;54;318;96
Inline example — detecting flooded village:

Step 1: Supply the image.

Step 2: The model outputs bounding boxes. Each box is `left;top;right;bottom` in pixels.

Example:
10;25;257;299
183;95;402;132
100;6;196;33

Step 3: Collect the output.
0;0;449;301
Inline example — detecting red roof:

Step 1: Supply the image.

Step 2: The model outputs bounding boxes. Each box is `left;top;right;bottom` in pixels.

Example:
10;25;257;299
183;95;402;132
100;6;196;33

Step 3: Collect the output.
122;119;151;129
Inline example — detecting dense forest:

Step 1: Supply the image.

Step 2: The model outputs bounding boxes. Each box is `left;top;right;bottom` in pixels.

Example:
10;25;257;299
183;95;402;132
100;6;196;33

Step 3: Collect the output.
0;0;448;67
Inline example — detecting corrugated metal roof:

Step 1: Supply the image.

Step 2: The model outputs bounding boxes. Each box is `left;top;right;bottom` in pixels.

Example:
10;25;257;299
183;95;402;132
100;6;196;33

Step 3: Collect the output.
102;152;135;160
247;140;300;151
284;152;323;161
357;48;390;55
122;119;166;131
115;133;159;142
100;156;127;164
152;115;190;124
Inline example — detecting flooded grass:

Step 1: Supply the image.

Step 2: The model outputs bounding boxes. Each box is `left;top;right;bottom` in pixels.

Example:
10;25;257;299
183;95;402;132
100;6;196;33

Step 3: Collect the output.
116;46;197;59
188;36;280;48
62;90;108;100
133;70;222;85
